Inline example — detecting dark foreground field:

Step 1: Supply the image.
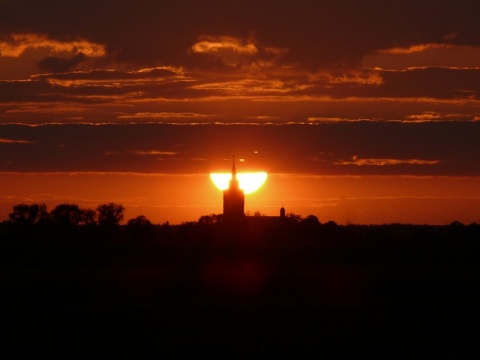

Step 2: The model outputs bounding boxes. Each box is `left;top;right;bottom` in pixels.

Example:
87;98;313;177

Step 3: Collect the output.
1;221;479;358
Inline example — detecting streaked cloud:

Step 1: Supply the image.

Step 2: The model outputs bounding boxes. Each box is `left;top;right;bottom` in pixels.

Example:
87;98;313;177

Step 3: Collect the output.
245;115;280;121
335;156;440;166
365;43;480;70
376;43;449;55
191;35;258;55
34;66;186;87
0;138;32;144
117;112;211;120
0;33;106;58
1;59;480;125
315;70;384;85
190;35;288;69
190;79;310;95
405;112;476;123
308;117;370;123
2;102;88;115
105;150;180;156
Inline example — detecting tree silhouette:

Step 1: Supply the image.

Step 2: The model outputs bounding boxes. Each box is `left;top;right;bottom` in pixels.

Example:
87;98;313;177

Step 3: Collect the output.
126;215;154;240
51;204;85;226
8;203;49;225
127;215;151;227
198;214;222;225
82;209;97;225
50;204;97;226
286;212;302;223
302;214;321;226
96;203;125;226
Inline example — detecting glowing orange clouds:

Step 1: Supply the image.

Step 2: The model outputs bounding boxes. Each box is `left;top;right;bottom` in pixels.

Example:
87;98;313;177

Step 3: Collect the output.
0;33;106;57
210;172;268;194
335;156;440;166
189;35;287;68
191;36;258;55
117;112;211;120
364;43;480;70
376;43;448;55
0;138;33;144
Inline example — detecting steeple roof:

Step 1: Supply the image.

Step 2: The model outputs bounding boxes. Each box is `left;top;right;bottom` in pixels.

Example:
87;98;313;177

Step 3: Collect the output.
232;159;237;178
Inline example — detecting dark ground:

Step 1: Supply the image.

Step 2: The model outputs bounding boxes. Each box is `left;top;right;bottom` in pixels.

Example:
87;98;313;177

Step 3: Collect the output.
1;222;479;358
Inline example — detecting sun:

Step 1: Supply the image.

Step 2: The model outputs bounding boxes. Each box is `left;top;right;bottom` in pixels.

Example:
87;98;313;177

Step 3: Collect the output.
210;172;268;194
237;172;268;194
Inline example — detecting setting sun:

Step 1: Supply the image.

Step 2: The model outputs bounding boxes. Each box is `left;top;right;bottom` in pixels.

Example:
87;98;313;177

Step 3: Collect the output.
210;172;268;194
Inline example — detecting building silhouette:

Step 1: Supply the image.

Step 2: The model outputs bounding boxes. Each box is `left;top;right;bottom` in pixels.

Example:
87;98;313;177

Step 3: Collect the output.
223;161;245;218
221;161;285;222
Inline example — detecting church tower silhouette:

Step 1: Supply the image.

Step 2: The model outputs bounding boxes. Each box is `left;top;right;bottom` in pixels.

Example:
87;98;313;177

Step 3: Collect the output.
223;160;245;218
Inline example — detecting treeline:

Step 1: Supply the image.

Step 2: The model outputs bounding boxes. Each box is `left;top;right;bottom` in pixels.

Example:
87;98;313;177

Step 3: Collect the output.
2;202;480;245
2;205;479;359
0;202;164;242
6;202;127;227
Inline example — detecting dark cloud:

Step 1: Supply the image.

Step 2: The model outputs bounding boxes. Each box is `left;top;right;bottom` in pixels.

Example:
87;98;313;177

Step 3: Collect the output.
379;67;480;99
300;67;480;100
1;1;479;71
38;52;86;73
2;65;479;107
0;1;479;125
1;122;479;175
0;79;56;102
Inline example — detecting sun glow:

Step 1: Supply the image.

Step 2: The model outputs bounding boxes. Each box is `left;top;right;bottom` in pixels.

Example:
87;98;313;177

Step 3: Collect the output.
210;172;268;194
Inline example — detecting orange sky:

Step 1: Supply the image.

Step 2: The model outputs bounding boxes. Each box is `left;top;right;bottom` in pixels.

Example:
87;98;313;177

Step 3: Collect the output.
1;1;480;224
1;171;479;225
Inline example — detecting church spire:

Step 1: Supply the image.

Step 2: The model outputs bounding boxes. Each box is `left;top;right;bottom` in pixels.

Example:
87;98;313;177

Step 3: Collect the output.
232;158;237;179
223;156;245;218
229;157;239;189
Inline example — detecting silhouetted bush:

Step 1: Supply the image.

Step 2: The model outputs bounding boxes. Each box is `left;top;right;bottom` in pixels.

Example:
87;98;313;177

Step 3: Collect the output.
127;215;151;227
8;203;49;226
126;215;155;240
96;203;125;227
51;203;97;226
302;214;321;226
285;212;302;223
197;214;222;225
